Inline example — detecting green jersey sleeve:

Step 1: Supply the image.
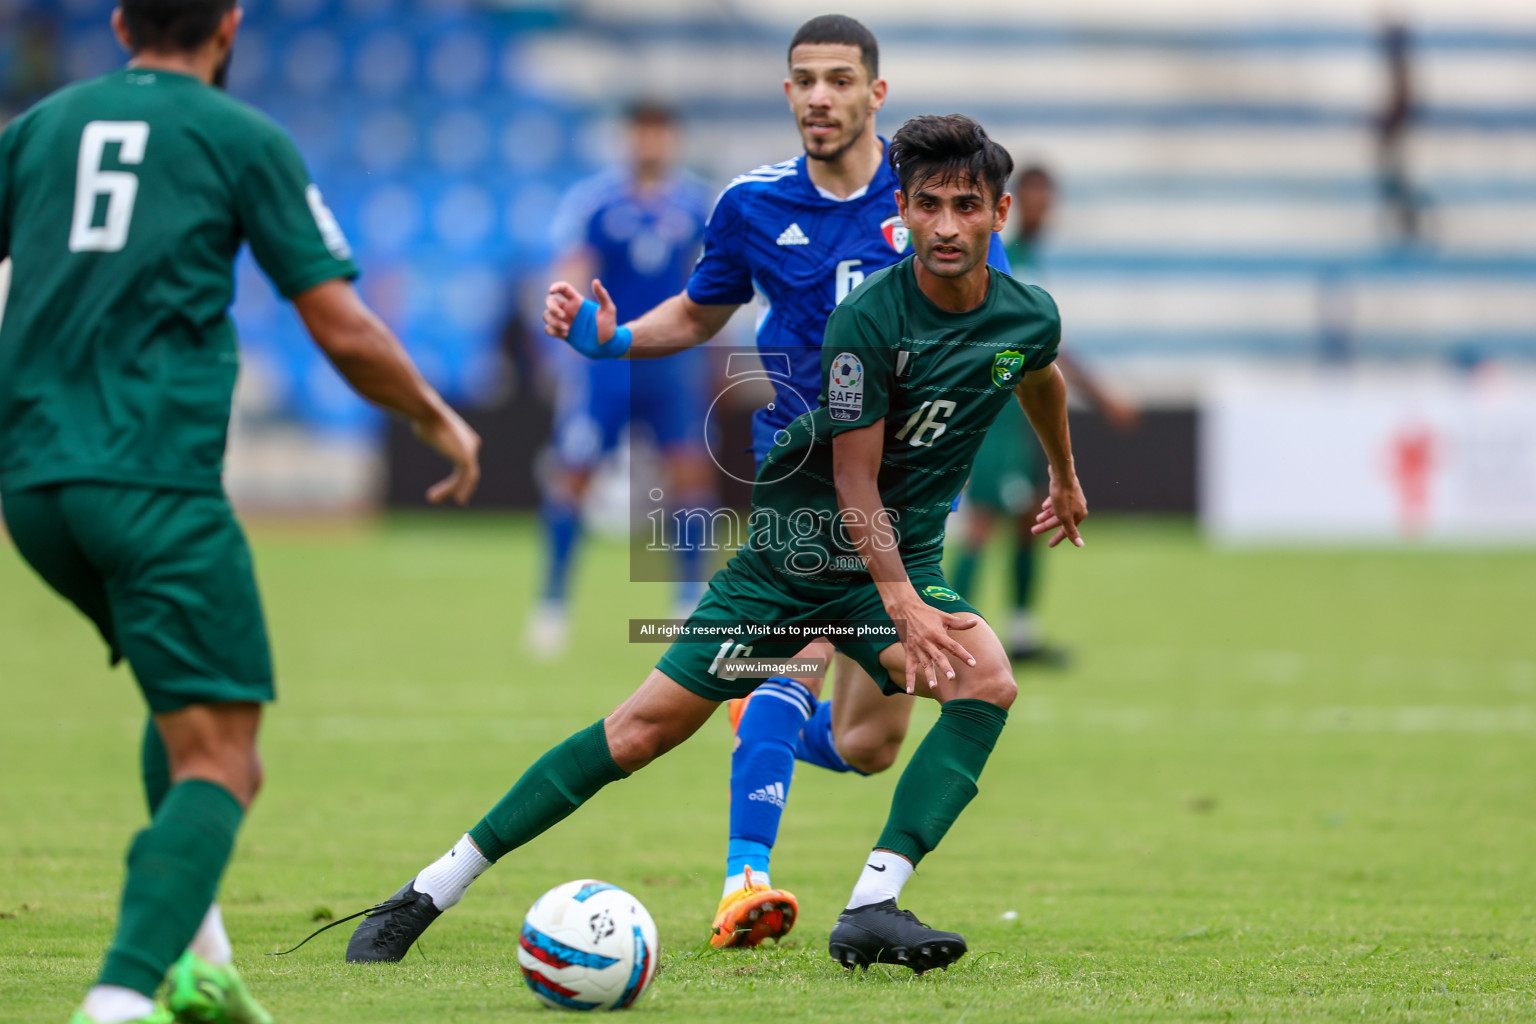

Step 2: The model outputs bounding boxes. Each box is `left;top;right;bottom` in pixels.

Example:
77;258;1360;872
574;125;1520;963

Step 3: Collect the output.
0;119;17;262
1022;283;1061;371
822;304;895;434
235;129;358;299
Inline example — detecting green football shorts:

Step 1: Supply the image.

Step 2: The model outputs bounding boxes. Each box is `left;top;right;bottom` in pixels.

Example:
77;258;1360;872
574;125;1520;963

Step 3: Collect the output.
965;400;1044;515
657;559;985;702
2;483;274;713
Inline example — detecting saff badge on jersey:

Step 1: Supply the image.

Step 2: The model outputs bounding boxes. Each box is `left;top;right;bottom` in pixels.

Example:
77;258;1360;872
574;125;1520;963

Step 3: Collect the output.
828;352;865;421
880;215;910;254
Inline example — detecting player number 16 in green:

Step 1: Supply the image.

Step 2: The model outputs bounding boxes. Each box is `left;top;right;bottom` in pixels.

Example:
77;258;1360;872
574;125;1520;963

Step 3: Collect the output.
894;400;956;448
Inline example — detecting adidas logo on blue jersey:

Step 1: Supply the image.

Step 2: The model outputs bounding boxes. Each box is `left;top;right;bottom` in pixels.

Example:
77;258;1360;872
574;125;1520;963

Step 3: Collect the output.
747;782;786;807
776;223;810;246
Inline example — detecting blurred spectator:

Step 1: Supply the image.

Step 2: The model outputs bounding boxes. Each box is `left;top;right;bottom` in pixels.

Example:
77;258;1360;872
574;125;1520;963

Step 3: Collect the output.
1377;20;1420;243
528;101;718;655
1;8;63;113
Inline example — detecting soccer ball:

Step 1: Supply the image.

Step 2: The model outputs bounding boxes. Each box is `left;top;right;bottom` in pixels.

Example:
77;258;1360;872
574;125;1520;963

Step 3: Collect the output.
519;880;660;1011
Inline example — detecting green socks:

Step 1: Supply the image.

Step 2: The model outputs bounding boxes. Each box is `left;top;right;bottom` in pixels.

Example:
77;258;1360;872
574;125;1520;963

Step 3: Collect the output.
99;779;244;996
875;698;1008;865
141;718;170;817
950;547;979;599
1012;538;1037;611
468;720;630;863
949;537;1034;611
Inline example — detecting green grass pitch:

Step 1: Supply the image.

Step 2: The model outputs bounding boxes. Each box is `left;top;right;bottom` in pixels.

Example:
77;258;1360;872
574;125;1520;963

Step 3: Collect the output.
2;515;1534;1022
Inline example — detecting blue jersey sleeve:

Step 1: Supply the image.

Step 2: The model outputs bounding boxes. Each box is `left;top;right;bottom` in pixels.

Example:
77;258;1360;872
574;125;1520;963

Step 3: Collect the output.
685;185;755;307
549;177;604;253
986;231;1011;274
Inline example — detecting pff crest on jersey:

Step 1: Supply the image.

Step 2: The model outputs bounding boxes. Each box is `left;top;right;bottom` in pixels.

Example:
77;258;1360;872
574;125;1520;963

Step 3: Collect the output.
880;215;910;254
992;350;1025;388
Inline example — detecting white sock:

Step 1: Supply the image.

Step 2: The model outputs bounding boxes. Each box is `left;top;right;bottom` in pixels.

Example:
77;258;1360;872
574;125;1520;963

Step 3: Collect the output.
187;902;233;966
415;834;491;911
1010;610;1040;650
846;850;914;910
720;869;771;899
81;985;156;1024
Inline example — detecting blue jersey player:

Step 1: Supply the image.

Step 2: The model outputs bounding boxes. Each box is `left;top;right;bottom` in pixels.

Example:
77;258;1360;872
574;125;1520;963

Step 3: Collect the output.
539;16;1009;948
529;102;718;656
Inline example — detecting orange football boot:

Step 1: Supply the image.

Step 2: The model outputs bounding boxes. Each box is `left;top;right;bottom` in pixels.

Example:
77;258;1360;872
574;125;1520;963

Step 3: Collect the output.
709;866;799;948
727;694;752;733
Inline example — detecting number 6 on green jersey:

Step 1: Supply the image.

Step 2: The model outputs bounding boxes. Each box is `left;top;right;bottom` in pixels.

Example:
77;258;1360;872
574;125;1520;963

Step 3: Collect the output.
70;120;149;253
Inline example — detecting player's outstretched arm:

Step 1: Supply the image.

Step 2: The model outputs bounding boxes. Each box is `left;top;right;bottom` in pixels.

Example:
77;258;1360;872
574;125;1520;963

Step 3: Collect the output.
1015;363;1088;547
543;279;736;361
1057;349;1140;431
832;422;978;695
294;279;481;505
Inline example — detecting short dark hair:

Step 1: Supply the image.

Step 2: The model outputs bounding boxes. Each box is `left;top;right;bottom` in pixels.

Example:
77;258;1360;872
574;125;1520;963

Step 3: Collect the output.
788;14;879;81
625;99;677;127
120;0;235;54
889;114;1014;204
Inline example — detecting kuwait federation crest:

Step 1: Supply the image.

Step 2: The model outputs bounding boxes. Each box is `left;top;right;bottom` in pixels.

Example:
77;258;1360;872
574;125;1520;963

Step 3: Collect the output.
991;350;1025;388
880;215;910;254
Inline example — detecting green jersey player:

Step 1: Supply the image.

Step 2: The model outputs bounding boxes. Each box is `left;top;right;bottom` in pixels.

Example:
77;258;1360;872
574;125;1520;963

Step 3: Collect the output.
346;113;1087;974
0;3;480;1022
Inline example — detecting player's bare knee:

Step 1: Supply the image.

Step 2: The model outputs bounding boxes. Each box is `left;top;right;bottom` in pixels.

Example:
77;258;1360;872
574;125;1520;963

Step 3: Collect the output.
844;738;901;774
247;751;265;802
603;718;652;772
964;666;1017;710
603;714;677;773
838;719;908;774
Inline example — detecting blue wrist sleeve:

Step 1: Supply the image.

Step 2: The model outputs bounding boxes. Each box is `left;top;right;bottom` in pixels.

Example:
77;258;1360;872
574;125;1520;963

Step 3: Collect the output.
567;299;632;360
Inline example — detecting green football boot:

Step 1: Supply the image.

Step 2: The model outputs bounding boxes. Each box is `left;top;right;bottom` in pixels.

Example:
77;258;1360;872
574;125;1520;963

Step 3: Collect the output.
69;1006;175;1024
166;952;273;1024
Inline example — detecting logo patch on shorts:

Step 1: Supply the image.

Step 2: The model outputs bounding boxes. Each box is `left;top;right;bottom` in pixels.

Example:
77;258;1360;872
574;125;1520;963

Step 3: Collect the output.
922;585;961;602
828;352;864;421
992;350;1025;388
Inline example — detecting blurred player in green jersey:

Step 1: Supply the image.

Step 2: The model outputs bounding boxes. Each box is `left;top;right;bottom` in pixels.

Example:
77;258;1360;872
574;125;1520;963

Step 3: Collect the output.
951;164;1138;662
347;113;1088;974
0;3;480;1021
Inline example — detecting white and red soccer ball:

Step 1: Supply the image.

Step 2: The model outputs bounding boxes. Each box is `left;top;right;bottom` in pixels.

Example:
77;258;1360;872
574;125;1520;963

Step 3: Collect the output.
519;880;659;1011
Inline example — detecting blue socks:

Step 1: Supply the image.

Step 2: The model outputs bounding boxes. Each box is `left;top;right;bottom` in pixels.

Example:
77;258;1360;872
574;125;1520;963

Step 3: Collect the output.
726;837;771;880
726;679;866;891
794;697;862;774
730;679;812;846
539;498;581;602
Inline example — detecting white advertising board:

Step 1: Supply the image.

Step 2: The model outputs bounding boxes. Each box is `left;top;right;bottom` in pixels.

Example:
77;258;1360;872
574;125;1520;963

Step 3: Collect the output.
1201;373;1536;544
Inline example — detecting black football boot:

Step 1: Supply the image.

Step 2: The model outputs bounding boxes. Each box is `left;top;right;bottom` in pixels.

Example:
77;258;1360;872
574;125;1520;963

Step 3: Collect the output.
828;899;967;974
344;880;442;963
